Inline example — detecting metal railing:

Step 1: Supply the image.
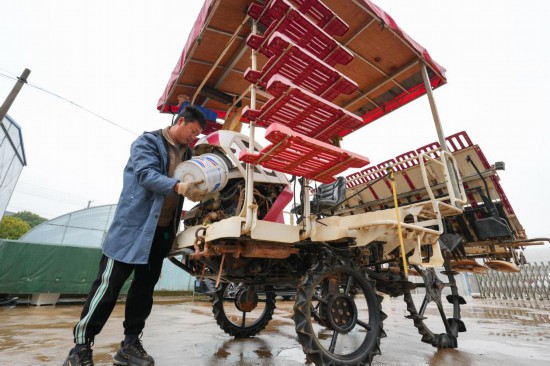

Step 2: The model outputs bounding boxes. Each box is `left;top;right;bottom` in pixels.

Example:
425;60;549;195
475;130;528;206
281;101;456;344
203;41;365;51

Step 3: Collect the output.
418;151;467;209
475;262;550;301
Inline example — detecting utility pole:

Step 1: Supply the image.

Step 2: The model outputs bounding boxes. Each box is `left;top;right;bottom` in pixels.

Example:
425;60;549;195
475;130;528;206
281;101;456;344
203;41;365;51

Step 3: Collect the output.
0;68;31;123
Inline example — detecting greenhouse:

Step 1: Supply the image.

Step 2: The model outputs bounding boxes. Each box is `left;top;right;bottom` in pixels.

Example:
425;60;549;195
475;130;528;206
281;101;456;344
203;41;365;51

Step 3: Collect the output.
0;205;194;304
0;114;26;220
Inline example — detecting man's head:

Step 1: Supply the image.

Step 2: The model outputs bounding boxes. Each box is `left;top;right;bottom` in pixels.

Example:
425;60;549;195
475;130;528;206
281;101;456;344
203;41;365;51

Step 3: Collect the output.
177;105;206;129
171;106;207;145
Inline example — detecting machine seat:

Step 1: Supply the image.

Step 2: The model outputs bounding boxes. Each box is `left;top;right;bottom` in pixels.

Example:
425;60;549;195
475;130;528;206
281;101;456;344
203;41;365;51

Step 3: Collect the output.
293;176;347;216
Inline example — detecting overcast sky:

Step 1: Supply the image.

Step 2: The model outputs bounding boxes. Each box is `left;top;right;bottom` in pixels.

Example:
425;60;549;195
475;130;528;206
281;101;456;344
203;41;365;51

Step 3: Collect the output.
1;0;548;259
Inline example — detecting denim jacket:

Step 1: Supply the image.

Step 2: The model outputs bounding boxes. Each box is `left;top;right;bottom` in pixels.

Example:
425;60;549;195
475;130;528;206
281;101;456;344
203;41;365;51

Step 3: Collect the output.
102;130;189;264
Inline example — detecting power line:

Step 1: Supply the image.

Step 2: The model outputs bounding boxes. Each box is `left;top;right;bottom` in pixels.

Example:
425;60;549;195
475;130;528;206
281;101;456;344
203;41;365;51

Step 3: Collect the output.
5;203;60;218
10;181;117;213
0;70;138;136
13;188;90;207
15;181;90;205
0;67;17;78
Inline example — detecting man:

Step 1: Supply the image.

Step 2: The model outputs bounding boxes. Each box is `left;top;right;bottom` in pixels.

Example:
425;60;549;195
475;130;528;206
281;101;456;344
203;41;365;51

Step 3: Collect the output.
64;106;207;366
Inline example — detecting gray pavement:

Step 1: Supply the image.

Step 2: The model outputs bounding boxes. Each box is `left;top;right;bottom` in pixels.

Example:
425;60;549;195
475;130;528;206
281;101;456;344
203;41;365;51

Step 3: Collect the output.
1;295;549;365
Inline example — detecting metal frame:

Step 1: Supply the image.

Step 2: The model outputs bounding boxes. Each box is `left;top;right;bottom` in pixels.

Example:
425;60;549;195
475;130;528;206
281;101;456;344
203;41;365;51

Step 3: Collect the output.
241;20;259;234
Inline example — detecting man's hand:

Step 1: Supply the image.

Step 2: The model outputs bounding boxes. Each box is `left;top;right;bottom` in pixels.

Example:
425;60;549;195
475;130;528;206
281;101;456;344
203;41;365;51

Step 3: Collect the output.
177;180;208;202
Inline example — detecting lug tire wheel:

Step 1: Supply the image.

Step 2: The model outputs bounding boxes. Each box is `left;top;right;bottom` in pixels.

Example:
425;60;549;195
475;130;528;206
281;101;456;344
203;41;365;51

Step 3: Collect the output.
212;283;276;338
402;253;467;349
294;265;386;366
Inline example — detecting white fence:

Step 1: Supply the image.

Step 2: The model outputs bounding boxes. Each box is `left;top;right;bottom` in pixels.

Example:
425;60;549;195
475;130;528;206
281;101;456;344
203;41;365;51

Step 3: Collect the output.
475;262;550;300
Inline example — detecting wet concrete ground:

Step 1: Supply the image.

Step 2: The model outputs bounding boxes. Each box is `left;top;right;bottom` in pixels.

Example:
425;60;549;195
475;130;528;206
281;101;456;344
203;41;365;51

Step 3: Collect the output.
1;295;549;365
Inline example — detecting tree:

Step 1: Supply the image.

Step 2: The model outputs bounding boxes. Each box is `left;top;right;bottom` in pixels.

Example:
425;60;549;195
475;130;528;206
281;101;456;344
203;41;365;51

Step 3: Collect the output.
0;216;31;239
12;211;47;228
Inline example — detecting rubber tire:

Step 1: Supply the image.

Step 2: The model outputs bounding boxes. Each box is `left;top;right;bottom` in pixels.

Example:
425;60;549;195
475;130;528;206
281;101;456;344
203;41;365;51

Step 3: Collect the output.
212;283;276;338
293;266;385;366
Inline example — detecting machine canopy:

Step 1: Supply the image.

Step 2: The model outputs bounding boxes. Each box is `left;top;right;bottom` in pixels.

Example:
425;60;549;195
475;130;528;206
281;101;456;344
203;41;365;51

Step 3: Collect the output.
158;0;446;140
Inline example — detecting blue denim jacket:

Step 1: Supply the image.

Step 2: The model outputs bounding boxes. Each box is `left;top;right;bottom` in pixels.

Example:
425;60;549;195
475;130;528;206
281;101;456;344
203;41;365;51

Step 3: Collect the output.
102;130;184;264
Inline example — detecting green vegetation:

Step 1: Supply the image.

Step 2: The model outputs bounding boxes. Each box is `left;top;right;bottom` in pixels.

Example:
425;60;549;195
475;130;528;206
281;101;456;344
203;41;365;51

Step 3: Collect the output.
0;216;31;239
0;211;47;239
12;211;48;228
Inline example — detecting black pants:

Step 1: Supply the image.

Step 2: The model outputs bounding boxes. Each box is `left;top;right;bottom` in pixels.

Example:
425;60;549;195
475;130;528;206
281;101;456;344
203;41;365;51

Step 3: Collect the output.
73;226;173;344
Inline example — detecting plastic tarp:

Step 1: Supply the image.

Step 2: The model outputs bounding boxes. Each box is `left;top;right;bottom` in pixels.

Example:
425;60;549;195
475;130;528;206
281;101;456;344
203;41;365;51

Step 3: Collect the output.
157;0;214;112
0;240;132;295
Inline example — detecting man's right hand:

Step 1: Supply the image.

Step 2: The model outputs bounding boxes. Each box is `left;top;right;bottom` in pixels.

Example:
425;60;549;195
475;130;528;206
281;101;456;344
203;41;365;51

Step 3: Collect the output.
176;180;208;202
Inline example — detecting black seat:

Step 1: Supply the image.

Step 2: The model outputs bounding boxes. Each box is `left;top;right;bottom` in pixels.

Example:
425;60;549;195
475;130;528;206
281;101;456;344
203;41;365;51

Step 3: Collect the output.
293;176;347;217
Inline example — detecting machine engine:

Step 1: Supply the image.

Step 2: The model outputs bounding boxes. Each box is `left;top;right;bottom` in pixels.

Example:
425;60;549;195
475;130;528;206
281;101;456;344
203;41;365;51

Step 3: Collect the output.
174;130;292;228
183;177;287;227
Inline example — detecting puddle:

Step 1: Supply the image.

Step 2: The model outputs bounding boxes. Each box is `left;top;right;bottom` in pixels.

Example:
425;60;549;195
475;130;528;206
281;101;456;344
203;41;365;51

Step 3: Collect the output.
0;298;549;365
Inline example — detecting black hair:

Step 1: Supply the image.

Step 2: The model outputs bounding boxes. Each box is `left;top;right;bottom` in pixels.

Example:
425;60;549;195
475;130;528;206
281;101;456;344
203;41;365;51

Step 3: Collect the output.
177;106;206;129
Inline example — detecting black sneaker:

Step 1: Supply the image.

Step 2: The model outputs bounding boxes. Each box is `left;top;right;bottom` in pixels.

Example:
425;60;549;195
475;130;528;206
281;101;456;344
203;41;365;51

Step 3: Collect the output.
63;344;94;366
112;339;155;366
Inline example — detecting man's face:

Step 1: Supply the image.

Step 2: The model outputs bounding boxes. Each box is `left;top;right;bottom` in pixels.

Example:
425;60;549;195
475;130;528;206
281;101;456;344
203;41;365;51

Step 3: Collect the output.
176;119;203;145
